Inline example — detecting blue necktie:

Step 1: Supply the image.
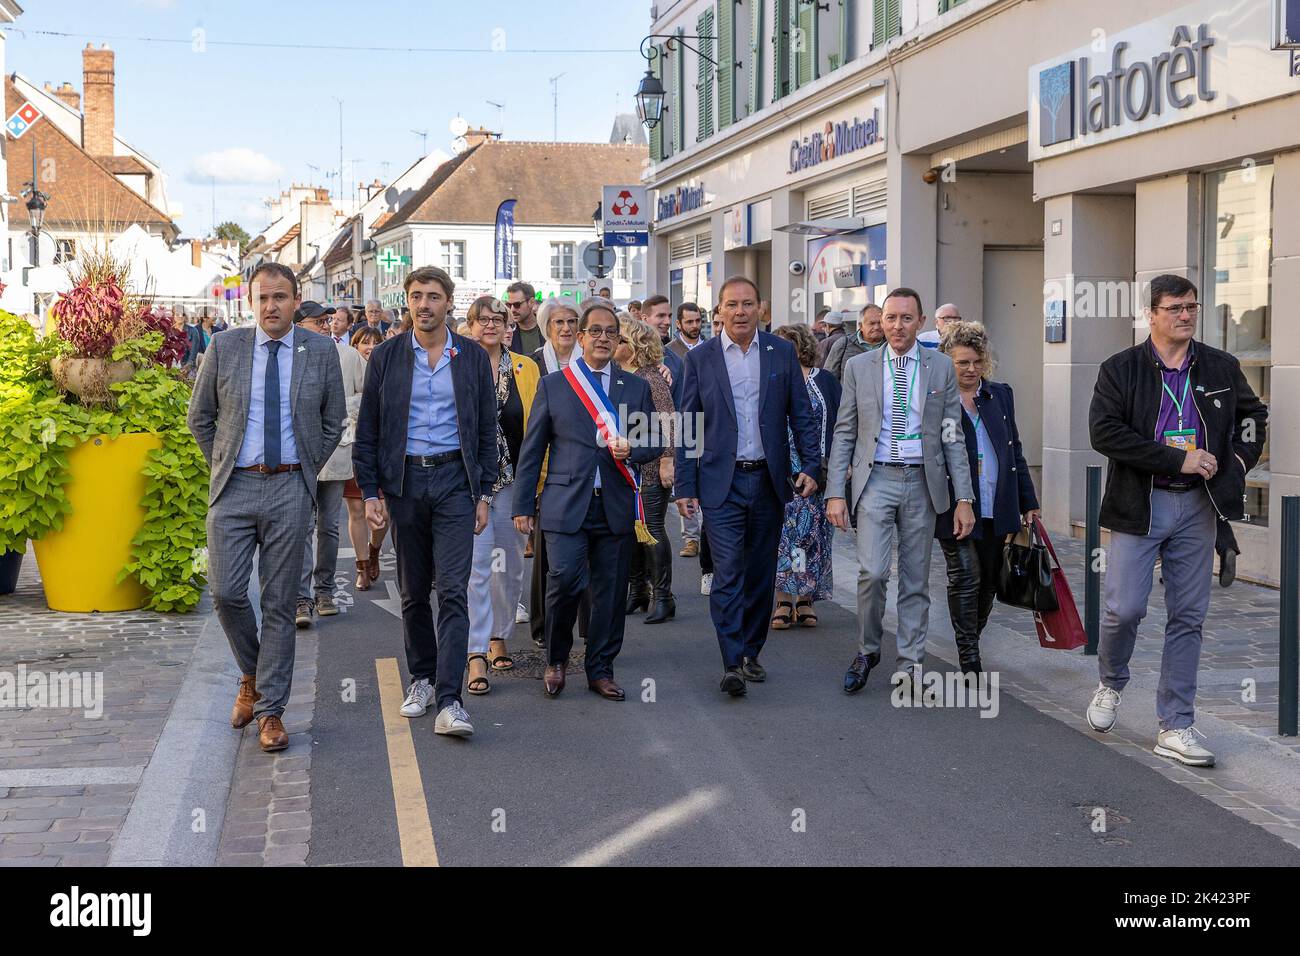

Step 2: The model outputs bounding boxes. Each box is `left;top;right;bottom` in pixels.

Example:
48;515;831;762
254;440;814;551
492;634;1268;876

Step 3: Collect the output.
264;339;283;470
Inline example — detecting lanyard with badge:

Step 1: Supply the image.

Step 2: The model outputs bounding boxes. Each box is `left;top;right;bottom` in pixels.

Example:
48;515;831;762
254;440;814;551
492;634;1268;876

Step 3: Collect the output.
888;355;922;458
1161;372;1196;451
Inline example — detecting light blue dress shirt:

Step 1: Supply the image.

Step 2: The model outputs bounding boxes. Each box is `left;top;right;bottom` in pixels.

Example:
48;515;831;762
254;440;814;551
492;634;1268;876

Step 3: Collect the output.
874;341;924;464
967;403;999;518
720;328;762;460
236;324;299;468
406;334;461;456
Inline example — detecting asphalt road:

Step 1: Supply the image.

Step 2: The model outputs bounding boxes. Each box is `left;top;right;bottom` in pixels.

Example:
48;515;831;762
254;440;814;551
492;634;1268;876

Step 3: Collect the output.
304;540;1300;867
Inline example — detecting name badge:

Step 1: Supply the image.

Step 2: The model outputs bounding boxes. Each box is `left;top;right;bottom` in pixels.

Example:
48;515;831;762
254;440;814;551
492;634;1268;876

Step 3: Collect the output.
977;452;984;478
1163;429;1196;452
897;433;923;459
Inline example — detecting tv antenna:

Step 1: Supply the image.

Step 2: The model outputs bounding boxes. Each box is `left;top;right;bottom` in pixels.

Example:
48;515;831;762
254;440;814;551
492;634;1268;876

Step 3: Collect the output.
549;73;565;142
486;99;505;135
411;129;429;155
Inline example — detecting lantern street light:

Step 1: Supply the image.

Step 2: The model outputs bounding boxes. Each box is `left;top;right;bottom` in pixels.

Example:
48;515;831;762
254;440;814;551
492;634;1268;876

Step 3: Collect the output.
636;33;715;132
20;142;50;267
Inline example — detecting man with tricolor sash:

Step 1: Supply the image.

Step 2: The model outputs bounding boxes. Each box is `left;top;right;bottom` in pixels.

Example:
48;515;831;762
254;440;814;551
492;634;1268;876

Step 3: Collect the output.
513;300;663;701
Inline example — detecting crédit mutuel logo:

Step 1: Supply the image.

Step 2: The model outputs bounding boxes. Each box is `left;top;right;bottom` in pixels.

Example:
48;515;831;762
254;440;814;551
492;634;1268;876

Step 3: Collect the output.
1039;23;1216;147
50;887;151;937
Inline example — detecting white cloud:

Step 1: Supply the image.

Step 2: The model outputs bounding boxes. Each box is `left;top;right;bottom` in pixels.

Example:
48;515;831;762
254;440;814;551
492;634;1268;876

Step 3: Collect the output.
188;148;284;185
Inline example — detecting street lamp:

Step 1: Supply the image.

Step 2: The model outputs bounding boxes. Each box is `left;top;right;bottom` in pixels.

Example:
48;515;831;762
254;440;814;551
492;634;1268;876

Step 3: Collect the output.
636;33;715;132
20;142;50;267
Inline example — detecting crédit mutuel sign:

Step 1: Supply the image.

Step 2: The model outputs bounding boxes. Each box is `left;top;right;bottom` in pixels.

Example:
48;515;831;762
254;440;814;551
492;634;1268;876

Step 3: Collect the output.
789;94;887;175
1029;0;1298;160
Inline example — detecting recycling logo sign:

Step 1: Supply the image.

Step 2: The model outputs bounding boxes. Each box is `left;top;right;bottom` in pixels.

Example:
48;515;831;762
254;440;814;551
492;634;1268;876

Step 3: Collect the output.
601;185;648;246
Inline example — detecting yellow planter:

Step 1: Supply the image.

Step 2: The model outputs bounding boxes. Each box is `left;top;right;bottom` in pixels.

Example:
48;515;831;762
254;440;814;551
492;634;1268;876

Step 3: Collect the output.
33;432;162;612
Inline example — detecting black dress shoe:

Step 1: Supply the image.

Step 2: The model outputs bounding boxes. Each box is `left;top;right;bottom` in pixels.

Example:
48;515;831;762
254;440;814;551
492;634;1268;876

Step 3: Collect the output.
740;657;766;682
1219;548;1236;588
719;667;747;696
843;652;879;694
626;586;651;614
645;596;676;625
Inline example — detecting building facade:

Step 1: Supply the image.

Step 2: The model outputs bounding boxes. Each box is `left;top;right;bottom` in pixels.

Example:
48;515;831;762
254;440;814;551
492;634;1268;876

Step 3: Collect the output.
643;0;1299;584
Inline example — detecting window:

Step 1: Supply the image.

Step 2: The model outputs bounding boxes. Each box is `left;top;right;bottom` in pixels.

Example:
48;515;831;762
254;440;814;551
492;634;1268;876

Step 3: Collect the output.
440;240;465;279
615;247;644;283
511;240;522;279
54;238;77;264
1202;162;1273;524
550;242;575;280
696;7;715;142
872;0;900;47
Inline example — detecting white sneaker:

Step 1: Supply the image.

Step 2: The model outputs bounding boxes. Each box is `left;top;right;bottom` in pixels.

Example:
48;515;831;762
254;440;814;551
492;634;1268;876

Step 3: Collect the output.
700;573;713;596
1154;726;1215;767
434;702;474;737
515;602;529;624
1086;682;1121;733
399;678;434;718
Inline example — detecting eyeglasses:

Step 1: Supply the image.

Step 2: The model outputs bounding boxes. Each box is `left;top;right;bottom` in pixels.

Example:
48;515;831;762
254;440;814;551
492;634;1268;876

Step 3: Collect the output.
952;359;982;370
584;327;619;339
506;301;526;310
1156;303;1200;316
477;315;507;327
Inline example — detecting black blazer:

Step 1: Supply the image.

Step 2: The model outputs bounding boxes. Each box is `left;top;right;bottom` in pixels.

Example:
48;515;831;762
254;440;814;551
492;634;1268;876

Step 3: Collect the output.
512;362;661;535
674;331;821;510
352;329;497;500
809;367;841;482
935;380;1039;540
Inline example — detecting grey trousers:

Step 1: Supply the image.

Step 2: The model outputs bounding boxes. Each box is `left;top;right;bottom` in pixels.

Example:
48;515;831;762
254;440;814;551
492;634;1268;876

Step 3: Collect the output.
1098;488;1216;731
300;478;347;602
853;465;937;667
208;470;313;719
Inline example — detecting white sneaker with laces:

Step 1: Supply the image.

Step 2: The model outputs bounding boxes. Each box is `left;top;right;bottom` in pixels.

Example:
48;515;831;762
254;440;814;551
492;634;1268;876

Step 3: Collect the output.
516;603;529;624
1086;682;1121;733
1154;726;1215;767
700;573;713;596
399;678;434;718
434;702;474;737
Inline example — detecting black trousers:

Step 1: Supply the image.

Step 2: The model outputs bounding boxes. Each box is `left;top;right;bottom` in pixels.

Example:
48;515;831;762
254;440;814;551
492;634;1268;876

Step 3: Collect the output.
544;493;634;680
699;517;713;575
387;459;474;709
530;524;589;645
938;519;1004;669
631;479;673;600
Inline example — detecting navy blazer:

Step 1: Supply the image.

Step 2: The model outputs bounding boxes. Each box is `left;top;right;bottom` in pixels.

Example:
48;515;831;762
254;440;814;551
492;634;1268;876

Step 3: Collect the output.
511;362;661;535
352;329;497;500
808;367;841;482
675;331;821;510
935;379;1039;539
661;345;684;409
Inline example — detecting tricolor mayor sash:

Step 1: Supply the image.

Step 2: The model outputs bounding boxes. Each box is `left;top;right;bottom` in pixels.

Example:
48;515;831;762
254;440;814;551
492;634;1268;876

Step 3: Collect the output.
562;359;657;545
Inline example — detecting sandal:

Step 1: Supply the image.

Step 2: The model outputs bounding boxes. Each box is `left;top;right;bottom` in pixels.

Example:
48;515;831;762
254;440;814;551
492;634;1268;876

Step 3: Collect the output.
354;560;371;592
795;599;818;628
466;654;490;695
488;638;514;671
770;600;794;630
368;544;382;583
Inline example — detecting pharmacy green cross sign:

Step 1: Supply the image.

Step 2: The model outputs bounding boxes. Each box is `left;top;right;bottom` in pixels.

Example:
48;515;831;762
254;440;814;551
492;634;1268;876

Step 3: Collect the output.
378;247;410;272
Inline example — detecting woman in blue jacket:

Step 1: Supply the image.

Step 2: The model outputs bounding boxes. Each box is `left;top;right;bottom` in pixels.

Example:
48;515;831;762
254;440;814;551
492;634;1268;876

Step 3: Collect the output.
935;322;1040;673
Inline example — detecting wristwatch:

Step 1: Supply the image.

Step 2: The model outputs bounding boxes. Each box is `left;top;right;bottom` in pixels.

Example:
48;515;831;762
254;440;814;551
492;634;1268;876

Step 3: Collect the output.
957;497;976;505
478;494;494;505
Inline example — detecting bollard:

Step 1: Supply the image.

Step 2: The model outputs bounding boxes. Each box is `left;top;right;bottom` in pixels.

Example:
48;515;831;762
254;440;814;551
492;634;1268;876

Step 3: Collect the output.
1084;465;1102;656
1280;496;1298;737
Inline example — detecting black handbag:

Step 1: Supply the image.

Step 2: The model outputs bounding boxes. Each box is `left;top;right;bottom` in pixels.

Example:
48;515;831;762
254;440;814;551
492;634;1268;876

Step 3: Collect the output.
996;522;1059;613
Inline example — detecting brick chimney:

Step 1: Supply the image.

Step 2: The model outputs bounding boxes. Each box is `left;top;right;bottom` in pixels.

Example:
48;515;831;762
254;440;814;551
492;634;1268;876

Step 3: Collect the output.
464;126;498;149
54;82;81;112
191;240;203;269
82;43;115;156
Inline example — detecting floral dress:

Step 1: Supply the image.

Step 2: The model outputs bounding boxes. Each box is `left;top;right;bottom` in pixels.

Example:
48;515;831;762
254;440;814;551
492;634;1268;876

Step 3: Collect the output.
775;369;833;600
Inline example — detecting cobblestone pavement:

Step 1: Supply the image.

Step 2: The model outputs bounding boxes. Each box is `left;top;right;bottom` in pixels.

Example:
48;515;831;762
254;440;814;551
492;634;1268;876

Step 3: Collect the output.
0;550;208;866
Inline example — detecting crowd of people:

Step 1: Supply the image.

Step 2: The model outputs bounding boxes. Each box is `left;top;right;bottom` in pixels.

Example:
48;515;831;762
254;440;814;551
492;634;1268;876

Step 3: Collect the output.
187;262;1267;771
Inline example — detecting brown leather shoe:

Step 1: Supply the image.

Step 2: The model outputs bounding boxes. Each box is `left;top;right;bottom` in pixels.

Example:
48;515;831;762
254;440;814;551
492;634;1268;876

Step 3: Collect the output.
588;677;626;701
231;675;260;729
257;714;288;752
543;663;566;697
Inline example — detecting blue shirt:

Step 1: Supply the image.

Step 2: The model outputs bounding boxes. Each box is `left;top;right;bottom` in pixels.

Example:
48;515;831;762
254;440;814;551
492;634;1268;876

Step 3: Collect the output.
236;324;299;468
874;342;924;464
966;403;999;517
406;333;460;456
720;328;762;460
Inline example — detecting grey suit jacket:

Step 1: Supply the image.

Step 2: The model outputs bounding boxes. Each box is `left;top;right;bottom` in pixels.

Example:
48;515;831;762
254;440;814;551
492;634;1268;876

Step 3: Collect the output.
825;343;973;515
187;325;346;506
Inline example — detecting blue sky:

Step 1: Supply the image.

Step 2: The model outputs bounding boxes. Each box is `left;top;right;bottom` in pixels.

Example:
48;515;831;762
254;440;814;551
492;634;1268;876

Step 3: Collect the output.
7;0;649;236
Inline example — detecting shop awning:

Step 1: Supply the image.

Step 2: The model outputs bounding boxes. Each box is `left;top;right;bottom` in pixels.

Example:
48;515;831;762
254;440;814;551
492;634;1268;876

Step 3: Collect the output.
775;216;865;237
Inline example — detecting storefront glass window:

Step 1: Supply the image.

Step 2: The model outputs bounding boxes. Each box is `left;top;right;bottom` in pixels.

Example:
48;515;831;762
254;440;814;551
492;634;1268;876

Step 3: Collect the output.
1201;162;1272;525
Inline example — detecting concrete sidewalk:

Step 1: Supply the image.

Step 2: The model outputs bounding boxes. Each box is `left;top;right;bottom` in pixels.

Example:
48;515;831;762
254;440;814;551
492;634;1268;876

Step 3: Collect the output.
827;531;1300;849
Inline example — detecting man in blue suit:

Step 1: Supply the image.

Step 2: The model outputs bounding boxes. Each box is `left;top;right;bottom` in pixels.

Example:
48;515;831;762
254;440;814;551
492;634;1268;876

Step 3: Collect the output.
643;294;684;407
513;301;662;702
675;276;821;695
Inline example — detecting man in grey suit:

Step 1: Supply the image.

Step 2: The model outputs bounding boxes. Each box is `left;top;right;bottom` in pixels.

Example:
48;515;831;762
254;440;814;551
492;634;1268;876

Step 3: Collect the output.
188;262;346;752
826;287;974;695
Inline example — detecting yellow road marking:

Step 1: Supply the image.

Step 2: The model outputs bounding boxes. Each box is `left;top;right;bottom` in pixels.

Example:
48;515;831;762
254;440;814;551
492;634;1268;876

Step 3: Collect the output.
375;657;439;867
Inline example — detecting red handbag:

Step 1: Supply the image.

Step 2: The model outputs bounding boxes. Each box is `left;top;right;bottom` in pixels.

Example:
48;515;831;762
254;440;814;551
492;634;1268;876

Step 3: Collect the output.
1029;516;1088;651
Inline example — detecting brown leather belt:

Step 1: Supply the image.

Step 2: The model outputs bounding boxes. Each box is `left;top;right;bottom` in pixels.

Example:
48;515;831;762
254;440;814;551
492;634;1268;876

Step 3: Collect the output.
238;463;302;474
